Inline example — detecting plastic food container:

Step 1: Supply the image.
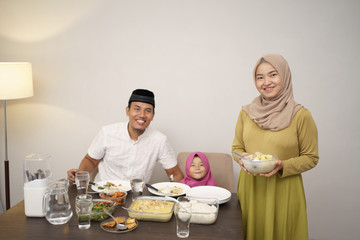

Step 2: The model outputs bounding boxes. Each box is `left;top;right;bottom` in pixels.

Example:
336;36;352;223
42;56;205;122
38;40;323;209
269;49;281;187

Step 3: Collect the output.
241;153;277;174
99;191;127;206
185;197;219;224
127;196;175;222
90;199;116;222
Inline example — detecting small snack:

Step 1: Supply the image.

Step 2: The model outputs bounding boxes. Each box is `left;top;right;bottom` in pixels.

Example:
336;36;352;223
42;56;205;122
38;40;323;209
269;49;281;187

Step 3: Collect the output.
102;221;116;227
126;222;137;230
116;217;126;224
126;218;136;224
126;218;137;229
101;217;137;231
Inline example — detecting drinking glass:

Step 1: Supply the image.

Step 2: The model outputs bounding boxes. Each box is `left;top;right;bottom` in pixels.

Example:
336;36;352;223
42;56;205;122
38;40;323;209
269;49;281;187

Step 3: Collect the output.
130;177;145;201
75;194;92;229
75;171;90;195
174;197;192;238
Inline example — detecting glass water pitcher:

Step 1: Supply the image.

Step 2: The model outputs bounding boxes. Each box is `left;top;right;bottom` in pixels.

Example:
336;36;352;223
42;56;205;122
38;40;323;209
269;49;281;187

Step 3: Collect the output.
42;181;73;225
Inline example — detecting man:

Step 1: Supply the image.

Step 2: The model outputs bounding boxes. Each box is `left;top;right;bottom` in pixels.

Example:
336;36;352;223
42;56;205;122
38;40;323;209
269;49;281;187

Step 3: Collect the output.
67;89;184;183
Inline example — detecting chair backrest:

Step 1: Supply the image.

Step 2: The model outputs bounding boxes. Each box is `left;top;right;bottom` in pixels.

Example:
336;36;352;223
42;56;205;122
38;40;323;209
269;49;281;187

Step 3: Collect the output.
177;152;235;192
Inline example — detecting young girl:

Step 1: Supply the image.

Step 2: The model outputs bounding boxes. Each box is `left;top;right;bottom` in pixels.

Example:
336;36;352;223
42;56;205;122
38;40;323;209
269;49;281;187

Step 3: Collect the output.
180;152;217;187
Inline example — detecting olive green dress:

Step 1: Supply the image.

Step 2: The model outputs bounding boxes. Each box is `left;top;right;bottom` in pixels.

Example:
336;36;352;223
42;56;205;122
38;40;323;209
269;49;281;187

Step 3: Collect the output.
232;107;319;240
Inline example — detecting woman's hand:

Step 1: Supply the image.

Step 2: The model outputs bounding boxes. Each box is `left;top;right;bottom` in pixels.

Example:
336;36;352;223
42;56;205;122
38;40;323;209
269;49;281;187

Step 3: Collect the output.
258;160;283;177
237;153;252;175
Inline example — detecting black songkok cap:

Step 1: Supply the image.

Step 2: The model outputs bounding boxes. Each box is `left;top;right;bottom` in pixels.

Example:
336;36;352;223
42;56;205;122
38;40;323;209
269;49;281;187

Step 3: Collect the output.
128;89;155;108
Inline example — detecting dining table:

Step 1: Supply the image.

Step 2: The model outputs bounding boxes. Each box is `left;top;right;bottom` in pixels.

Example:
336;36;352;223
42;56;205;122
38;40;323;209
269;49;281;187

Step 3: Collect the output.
0;183;243;240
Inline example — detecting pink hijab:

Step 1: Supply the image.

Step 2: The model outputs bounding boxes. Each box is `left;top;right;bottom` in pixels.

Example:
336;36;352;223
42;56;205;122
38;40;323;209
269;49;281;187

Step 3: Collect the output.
180;152;217;187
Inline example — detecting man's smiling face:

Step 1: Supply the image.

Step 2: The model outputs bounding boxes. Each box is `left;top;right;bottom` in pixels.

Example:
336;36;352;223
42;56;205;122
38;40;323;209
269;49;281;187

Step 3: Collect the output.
126;101;154;138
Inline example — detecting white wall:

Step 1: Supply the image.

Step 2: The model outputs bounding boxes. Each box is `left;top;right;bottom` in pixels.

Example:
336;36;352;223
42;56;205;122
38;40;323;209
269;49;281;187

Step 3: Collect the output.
0;0;359;239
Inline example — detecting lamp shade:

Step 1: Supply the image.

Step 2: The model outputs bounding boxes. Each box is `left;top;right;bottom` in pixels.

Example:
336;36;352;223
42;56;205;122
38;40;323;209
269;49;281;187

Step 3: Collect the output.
0;62;34;100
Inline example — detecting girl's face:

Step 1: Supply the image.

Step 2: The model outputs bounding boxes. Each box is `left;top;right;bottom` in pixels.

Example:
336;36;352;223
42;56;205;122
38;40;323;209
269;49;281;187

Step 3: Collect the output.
255;62;282;100
189;156;207;180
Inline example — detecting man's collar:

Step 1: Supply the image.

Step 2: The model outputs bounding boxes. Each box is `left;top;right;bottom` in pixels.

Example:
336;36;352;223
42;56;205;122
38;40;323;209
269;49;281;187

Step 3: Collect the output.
125;121;149;142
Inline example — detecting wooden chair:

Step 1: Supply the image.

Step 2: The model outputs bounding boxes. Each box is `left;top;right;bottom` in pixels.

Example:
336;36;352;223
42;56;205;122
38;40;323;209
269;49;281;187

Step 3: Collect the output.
177;152;235;192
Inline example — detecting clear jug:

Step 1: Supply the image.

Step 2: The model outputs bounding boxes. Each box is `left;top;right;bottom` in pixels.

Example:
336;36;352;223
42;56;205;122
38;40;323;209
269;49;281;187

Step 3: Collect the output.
43;181;73;225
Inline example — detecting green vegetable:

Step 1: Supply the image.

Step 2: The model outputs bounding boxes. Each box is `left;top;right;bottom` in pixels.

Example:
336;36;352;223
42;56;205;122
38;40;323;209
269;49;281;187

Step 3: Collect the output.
90;202;113;221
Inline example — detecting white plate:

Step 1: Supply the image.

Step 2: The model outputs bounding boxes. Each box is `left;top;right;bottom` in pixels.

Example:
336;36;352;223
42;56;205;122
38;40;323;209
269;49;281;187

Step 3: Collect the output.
148;182;190;197
91;180;131;193
186;186;232;204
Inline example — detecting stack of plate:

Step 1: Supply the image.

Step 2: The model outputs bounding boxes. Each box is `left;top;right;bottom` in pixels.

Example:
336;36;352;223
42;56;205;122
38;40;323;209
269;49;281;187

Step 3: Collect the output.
186;186;231;204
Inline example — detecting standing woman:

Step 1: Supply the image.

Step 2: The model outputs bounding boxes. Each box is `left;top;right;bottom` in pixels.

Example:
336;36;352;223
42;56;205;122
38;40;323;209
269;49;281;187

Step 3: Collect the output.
232;54;319;240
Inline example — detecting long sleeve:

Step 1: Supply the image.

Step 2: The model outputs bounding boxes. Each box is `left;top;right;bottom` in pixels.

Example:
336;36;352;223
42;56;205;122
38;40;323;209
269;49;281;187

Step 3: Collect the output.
280;108;319;177
232;110;246;163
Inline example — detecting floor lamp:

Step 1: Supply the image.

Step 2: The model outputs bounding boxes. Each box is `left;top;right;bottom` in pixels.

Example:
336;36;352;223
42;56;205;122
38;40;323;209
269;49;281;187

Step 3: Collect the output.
0;63;33;210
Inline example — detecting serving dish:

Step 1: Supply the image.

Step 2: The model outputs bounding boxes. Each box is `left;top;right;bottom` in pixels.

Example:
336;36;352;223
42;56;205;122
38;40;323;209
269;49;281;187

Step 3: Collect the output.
90;199;116;222
240;153;277;174
99;191;127;206
186;186;231;204
126;196;175;222
181;197;219;224
100;216;138;233
147;182;190;197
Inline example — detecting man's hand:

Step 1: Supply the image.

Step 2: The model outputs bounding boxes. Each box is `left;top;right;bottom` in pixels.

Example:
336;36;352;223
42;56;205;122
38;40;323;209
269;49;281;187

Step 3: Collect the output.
67;154;100;183
165;165;184;182
67;169;78;183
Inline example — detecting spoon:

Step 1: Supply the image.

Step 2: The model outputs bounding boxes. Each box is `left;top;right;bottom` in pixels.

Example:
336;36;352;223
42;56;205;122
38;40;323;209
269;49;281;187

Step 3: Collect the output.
121;206;142;213
145;183;168;196
161;196;191;213
103;208;127;231
233;152;245;159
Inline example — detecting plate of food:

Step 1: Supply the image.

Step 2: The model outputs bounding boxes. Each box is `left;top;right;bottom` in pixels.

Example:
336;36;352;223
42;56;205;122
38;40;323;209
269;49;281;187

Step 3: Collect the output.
91;180;131;193
186;186;232;204
147;182;190;197
100;216;138;233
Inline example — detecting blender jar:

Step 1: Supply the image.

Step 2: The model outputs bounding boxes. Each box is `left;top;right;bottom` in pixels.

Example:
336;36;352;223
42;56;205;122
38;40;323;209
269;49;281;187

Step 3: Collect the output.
23;153;52;217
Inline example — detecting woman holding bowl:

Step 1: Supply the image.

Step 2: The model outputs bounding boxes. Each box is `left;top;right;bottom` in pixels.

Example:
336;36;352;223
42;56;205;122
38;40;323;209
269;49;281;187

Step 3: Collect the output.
232;54;319;240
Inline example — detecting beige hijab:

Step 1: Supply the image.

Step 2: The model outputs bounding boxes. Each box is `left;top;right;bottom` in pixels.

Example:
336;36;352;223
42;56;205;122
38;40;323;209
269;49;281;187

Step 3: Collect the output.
243;54;302;131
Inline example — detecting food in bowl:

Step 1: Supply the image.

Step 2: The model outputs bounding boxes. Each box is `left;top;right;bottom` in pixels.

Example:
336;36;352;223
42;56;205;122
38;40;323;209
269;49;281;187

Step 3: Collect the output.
186;198;219;224
241;152;277;174
100;191;127;206
127;196;175;222
90;199;116;222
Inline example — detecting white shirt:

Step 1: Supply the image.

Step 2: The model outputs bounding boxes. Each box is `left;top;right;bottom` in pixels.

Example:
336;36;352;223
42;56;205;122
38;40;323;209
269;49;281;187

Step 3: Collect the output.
88;122;177;183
